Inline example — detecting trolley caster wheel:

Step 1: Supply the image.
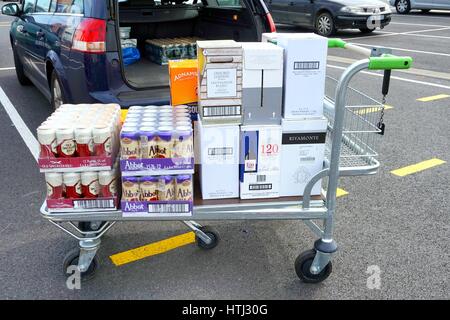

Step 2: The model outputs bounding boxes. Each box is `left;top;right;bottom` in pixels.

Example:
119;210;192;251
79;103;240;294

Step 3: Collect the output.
78;221;105;232
295;249;332;284
196;226;220;250
62;249;98;282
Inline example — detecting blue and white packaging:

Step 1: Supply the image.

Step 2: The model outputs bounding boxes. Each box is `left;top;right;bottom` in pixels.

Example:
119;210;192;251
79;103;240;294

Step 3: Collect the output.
239;125;282;199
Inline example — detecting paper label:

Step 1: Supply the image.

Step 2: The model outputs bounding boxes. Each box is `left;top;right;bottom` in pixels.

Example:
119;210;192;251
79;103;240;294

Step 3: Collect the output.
206;69;237;98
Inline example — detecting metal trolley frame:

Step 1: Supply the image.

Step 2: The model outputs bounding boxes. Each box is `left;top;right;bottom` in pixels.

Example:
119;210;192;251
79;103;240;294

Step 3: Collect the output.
40;41;412;283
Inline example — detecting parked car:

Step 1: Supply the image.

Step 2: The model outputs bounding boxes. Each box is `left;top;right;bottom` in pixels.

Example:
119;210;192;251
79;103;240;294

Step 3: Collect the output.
267;0;391;36
390;0;450;14
2;0;275;109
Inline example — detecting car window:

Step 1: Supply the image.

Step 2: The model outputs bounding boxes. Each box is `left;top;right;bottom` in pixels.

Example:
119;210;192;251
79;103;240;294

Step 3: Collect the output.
23;0;36;14
216;0;242;7
55;0;84;14
35;0;52;12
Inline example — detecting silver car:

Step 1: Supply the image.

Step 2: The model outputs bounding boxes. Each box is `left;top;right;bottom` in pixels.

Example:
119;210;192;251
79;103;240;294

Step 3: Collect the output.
390;0;450;14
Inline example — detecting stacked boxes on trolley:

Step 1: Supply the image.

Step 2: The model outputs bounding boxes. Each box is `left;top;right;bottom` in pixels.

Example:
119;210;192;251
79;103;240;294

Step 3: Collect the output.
195;34;329;200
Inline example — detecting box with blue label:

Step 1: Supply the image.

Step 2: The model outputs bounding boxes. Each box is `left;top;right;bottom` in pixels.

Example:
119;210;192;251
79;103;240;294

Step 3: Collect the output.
239;125;282;199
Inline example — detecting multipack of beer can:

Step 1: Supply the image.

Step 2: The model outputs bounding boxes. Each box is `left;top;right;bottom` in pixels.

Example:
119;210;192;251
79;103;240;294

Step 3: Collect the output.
37;104;121;170
145;37;201;65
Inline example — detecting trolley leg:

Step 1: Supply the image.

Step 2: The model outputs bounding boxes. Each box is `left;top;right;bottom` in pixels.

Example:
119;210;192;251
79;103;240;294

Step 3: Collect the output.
311;214;338;274
78;238;101;273
183;220;212;245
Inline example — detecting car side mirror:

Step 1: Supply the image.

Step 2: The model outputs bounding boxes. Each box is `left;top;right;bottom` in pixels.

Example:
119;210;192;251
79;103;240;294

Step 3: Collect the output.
2;3;21;17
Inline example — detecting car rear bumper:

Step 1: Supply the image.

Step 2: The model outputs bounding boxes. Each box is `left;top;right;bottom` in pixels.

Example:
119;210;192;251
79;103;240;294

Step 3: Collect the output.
335;14;391;29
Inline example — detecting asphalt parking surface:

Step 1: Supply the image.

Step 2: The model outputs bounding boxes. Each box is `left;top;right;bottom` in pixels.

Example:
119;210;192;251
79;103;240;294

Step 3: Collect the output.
0;4;449;299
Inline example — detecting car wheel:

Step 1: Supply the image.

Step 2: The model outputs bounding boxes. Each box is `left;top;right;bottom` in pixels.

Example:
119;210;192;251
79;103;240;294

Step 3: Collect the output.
421;9;430;13
359;27;375;34
50;70;65;110
315;12;336;37
395;0;411;14
12;44;31;86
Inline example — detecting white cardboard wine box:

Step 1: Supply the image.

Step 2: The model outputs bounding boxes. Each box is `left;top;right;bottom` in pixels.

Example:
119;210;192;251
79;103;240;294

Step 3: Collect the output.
276;33;328;118
280;118;327;197
195;117;240;199
241;42;284;125
239;125;282;199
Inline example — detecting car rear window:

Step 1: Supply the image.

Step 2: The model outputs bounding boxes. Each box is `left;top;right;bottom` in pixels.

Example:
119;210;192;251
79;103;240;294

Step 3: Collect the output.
55;0;84;14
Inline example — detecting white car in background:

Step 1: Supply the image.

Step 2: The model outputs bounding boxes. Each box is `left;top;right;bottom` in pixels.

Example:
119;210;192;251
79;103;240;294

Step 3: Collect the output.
391;0;450;14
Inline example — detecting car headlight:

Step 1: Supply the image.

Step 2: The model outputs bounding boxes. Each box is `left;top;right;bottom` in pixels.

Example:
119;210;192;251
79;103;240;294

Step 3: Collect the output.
340;6;365;14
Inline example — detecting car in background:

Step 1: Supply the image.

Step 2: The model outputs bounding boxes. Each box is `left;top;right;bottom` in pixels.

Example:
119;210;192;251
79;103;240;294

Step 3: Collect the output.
1;0;275;110
390;0;450;14
267;0;392;37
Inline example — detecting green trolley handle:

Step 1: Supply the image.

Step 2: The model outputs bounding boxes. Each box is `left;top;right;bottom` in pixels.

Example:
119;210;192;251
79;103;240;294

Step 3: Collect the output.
328;38;413;70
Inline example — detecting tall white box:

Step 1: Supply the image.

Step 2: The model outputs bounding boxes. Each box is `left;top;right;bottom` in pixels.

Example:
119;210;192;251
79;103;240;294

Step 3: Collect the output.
276;33;328;118
196;117;240;199
280;118;327;197
241;42;284;125
239;125;282;199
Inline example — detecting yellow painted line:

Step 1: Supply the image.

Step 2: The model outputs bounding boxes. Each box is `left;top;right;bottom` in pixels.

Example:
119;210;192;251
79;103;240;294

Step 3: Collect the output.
417;94;450;102
110;232;196;266
354;105;393;115
336;188;349;197
391;158;446;177
120;109;128;123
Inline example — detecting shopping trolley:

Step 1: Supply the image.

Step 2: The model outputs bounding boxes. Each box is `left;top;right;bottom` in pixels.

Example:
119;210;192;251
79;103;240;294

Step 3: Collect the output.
40;39;412;283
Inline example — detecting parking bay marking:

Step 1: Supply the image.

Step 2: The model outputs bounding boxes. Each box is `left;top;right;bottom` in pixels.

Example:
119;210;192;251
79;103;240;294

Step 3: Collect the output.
0;86;39;161
110;231;196;266
342;43;450;58
0;67;15;71
391;158;446;177
417;94;450;102
336;188;349;198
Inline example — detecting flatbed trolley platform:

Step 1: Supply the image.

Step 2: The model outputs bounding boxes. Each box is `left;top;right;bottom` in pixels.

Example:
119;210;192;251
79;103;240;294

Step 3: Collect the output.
40;40;413;283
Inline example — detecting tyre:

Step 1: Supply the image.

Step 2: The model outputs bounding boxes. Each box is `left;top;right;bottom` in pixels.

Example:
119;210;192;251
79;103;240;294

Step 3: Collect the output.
294;249;332;283
315;12;336;37
50;70;65;110
359;27;375;34
12;44;31;86
62;248;98;282
395;0;411;14
78;221;105;232
421;9;430;13
196;226;220;250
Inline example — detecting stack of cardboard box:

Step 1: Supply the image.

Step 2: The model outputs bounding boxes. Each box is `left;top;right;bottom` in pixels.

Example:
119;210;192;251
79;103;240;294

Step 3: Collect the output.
195;34;329;200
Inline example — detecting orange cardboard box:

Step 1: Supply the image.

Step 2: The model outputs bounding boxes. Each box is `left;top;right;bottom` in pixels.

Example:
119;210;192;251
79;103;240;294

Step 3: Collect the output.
169;59;198;106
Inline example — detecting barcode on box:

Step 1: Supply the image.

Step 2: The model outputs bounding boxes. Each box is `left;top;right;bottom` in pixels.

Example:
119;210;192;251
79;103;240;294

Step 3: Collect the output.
73;199;115;209
300;157;315;162
249;183;272;191
148;203;191;213
208;147;233;156
203;106;241;117
294;61;320;70
256;175;266;182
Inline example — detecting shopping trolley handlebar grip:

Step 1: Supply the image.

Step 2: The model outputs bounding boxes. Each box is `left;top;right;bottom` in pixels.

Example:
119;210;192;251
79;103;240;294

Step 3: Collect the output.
369;54;413;70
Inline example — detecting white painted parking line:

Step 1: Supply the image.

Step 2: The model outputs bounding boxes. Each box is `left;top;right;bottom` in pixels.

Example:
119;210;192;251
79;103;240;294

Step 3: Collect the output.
347;43;450;58
0;86;39;161
0;67;15;71
327;64;450;91
402;27;450;34
389;22;450;28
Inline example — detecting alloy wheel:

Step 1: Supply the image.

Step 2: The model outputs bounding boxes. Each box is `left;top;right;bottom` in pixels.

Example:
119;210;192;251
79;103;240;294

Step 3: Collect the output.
53;78;63;110
317;15;332;36
397;0;408;13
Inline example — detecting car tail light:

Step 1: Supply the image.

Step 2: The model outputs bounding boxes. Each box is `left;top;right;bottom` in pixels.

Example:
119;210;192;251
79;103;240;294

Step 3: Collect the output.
72;18;106;54
266;13;276;33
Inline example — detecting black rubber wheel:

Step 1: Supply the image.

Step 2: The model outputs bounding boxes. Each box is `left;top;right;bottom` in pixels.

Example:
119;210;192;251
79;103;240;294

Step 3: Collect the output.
62;248;98;282
315;12;336;37
196;226;220;250
359;27;375;34
12;44;31;86
421;9;430;13
50;70;65;110
295;249;332;283
395;0;411;14
78;221;106;232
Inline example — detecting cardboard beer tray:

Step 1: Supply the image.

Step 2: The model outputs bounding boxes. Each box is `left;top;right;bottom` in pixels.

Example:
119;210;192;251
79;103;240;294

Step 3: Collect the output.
120;157;194;177
39;155;116;173
121;200;193;217
46;196;119;213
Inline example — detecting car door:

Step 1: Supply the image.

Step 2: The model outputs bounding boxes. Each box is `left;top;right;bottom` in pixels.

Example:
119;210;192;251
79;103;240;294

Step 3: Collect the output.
433;0;450;9
14;0;37;75
266;0;292;24
289;0;314;26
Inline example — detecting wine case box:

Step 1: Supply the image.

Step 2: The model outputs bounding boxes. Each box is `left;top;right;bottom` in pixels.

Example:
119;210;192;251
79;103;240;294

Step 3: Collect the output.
195;117;240;200
280;118;327;197
239;125;282;199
